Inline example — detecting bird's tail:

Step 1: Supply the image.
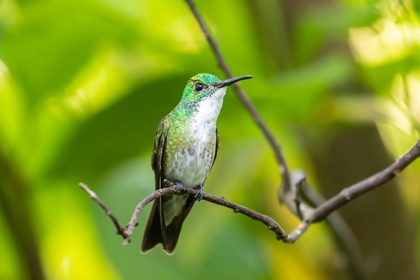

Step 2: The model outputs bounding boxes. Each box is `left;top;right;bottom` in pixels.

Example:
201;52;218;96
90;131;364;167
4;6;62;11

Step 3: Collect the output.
141;200;163;253
141;195;195;254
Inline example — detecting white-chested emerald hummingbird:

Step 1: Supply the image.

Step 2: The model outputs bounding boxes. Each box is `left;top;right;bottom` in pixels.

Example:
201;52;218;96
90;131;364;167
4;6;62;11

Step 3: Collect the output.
141;73;253;254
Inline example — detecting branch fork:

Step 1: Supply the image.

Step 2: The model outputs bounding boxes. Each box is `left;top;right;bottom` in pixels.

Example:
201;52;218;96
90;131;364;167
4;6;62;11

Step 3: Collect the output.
79;1;420;279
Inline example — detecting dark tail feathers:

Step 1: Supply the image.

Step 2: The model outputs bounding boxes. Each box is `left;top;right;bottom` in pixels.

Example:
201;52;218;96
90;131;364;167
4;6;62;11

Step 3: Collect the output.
141;196;195;255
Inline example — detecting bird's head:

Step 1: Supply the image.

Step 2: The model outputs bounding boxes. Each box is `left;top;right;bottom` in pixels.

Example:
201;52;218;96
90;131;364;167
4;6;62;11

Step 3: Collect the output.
181;73;253;103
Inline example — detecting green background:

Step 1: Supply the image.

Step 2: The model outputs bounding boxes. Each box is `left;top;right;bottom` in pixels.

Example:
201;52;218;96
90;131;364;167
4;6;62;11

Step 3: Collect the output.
1;0;419;279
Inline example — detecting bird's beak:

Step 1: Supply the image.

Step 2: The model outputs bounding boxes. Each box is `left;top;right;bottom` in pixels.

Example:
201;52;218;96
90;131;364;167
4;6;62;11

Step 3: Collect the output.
215;75;253;88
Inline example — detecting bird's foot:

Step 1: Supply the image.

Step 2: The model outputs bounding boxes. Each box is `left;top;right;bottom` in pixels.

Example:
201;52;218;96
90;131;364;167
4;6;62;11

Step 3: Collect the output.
194;187;204;202
174;181;187;195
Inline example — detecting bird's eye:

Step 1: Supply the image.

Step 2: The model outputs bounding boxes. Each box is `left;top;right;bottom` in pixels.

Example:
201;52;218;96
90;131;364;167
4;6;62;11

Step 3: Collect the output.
195;83;204;91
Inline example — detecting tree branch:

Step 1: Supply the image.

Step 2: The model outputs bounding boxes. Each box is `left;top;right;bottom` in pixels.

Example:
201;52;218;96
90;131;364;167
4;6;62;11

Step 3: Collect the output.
162;180;289;241
284;140;420;245
184;0;292;192
79;180;289;245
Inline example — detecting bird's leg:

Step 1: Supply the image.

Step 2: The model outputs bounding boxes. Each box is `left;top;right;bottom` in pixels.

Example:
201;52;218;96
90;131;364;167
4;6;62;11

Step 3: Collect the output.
194;184;204;201
174;181;187;195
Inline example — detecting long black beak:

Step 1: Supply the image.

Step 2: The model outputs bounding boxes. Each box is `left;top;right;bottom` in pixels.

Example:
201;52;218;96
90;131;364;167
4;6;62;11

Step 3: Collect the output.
215;75;253;88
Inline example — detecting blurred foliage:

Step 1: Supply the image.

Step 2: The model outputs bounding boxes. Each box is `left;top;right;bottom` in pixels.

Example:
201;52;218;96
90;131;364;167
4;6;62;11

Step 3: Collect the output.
0;0;419;279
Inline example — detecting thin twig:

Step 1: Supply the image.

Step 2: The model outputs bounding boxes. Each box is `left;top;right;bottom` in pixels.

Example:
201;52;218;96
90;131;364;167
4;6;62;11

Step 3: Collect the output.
125;179;289;244
184;0;292;192
80;181;289;245
79;183;130;242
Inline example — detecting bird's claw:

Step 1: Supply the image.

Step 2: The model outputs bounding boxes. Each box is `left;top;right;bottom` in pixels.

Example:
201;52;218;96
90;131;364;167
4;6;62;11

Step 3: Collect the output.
174;181;187;195
194;188;204;201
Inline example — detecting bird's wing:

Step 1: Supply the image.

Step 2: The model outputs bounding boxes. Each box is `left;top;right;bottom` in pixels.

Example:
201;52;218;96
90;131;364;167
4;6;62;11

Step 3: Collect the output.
141;116;169;253
151;116;169;190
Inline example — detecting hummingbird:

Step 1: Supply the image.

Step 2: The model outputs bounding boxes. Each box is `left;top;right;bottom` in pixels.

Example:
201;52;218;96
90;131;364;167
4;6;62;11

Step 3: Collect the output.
141;73;253;254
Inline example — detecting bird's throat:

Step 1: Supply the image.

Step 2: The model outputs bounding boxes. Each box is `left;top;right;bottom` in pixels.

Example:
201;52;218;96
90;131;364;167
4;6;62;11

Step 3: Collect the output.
193;98;222;125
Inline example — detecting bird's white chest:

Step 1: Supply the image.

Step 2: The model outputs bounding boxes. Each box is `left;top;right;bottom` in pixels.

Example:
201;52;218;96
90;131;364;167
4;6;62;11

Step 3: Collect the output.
165;94;224;187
